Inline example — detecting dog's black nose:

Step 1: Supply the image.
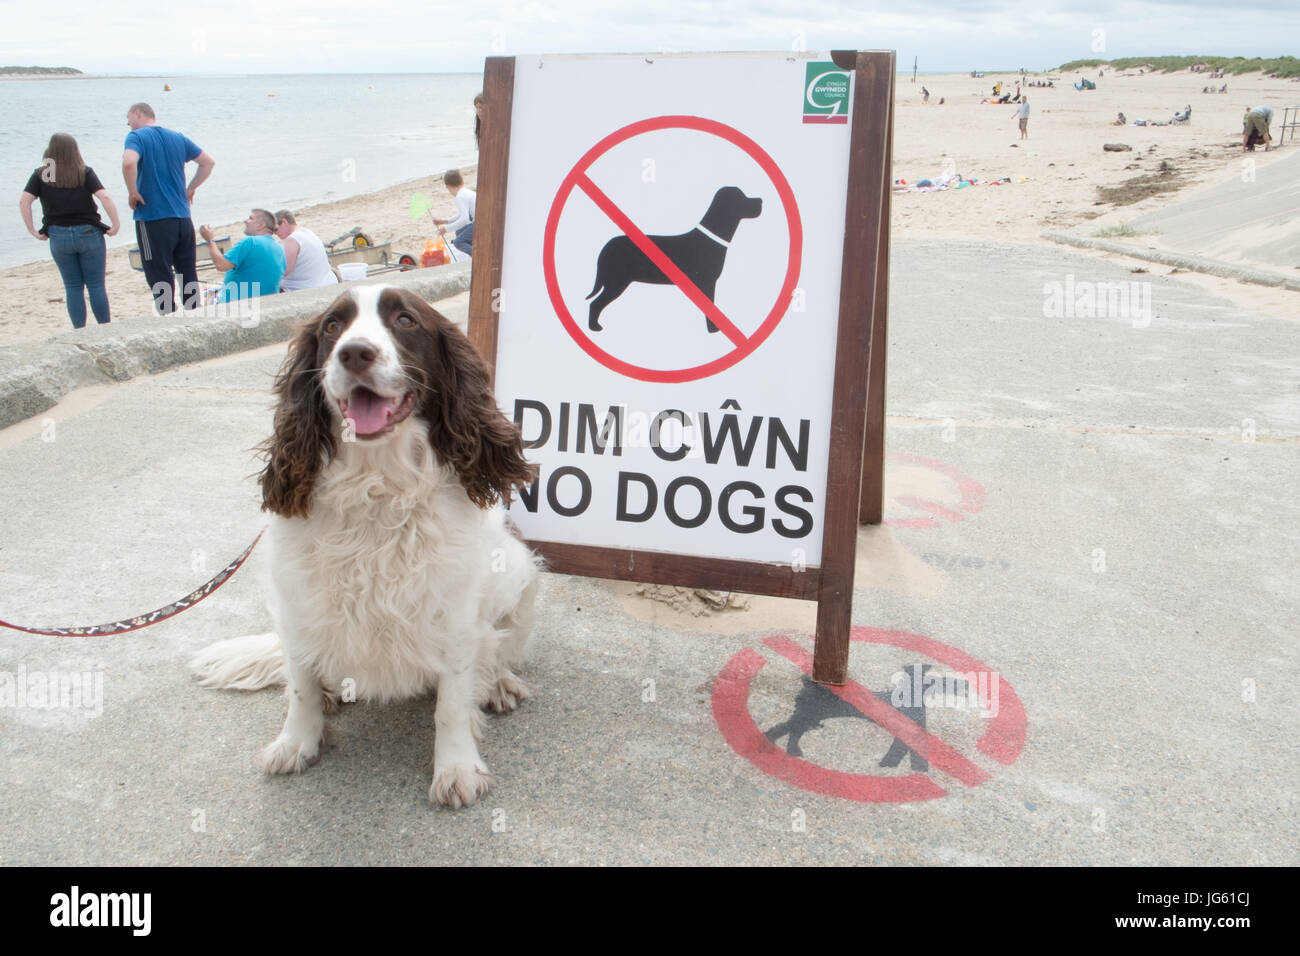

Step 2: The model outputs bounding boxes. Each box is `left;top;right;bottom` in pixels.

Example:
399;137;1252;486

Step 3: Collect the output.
337;340;379;370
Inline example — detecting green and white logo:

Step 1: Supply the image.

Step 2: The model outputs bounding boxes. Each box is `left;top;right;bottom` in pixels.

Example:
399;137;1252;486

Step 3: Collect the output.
803;62;851;124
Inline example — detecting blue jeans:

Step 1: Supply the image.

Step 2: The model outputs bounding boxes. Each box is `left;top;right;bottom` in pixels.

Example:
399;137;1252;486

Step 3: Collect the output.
453;221;474;257
47;225;110;328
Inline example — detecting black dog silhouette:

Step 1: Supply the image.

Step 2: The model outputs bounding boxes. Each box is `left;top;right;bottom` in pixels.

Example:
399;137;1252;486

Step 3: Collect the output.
764;665;970;772
585;186;762;333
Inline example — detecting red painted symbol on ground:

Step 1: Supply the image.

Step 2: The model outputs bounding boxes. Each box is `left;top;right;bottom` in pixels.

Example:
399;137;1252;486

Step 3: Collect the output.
542;115;802;383
885;452;985;528
712;627;1026;803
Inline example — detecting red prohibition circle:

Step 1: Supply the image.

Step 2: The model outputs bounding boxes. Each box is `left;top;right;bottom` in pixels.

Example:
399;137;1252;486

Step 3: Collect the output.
712;627;1027;803
542;115;803;383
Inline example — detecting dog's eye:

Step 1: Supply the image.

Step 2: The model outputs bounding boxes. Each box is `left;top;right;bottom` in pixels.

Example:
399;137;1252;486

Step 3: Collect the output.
395;313;417;329
322;318;342;336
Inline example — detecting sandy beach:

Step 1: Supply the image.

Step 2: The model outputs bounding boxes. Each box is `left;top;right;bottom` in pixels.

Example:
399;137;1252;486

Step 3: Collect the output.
2;168;474;344
4;66;1297;344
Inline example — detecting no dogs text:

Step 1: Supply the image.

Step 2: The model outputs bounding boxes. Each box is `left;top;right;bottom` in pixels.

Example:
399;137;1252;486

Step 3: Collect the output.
511;398;816;537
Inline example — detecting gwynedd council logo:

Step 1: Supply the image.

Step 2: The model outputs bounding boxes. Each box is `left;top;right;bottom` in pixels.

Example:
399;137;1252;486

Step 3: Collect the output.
803;61;851;124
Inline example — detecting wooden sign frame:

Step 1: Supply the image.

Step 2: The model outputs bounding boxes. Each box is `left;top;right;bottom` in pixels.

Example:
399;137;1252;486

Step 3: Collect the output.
469;50;893;685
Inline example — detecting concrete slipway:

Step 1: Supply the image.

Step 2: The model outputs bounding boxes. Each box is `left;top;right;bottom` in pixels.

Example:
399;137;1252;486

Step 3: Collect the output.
0;242;1296;866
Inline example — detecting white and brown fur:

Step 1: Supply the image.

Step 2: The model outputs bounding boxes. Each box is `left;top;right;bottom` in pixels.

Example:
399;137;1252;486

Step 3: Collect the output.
191;284;540;808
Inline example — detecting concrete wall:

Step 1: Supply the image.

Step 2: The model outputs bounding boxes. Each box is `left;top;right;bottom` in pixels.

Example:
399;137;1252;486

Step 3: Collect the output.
0;262;472;430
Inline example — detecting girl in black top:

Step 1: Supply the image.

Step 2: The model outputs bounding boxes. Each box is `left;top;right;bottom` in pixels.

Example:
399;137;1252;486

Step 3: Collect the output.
18;133;121;328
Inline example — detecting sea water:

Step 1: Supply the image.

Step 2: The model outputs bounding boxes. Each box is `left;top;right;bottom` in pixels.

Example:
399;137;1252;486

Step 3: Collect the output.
0;72;482;268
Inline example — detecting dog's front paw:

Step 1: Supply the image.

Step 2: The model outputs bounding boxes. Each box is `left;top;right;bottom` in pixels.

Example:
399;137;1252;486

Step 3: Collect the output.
261;733;322;774
429;762;493;808
487;671;531;714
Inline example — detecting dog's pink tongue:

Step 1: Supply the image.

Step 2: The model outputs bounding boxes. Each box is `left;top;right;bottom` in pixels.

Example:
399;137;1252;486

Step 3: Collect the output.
345;387;398;435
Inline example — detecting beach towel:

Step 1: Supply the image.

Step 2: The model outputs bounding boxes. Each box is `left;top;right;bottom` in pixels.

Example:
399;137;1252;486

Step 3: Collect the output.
892;176;1022;194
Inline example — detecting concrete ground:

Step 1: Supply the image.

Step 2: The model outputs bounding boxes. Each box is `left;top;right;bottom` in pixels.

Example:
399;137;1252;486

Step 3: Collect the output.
1126;149;1300;273
0;243;1296;865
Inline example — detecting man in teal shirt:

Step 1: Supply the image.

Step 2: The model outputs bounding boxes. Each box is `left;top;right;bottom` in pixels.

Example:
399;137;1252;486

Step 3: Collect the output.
199;210;285;301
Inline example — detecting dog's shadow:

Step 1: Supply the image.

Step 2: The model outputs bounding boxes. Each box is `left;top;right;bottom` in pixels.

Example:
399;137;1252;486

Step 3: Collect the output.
248;691;536;805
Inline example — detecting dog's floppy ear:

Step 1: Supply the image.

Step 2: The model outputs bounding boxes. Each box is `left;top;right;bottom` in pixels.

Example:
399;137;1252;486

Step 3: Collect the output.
412;297;536;508
259;312;335;518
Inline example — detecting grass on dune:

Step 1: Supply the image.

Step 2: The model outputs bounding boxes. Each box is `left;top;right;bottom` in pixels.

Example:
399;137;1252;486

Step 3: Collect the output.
1058;56;1300;78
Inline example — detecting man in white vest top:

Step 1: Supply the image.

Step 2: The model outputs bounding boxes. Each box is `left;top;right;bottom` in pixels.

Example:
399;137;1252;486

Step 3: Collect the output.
274;210;339;291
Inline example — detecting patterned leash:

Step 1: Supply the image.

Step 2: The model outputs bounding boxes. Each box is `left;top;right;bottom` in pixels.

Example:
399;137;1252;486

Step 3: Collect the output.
0;529;264;637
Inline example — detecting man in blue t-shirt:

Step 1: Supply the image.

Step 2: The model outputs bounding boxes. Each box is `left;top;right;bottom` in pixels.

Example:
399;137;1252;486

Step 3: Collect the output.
122;102;216;314
200;210;285;302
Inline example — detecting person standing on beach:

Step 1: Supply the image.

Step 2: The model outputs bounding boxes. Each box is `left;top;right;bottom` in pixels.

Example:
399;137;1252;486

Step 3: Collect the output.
18;133;121;329
273;210;337;291
1014;97;1030;140
122;102;215;314
199;210;285;302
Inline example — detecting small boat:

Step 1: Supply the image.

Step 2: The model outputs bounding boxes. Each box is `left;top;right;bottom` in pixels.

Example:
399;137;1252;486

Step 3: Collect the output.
163;83;171;91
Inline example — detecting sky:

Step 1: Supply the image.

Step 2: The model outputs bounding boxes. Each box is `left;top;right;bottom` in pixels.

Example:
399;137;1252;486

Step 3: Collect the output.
1;0;1296;75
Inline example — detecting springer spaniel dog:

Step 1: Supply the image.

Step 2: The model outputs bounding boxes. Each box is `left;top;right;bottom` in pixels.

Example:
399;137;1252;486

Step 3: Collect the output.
191;285;540;808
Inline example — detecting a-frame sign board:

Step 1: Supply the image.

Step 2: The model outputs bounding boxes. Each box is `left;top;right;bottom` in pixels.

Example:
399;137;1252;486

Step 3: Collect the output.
469;50;893;684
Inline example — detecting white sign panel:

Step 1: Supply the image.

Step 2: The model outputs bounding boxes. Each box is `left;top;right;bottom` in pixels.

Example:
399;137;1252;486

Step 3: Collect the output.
495;53;854;566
